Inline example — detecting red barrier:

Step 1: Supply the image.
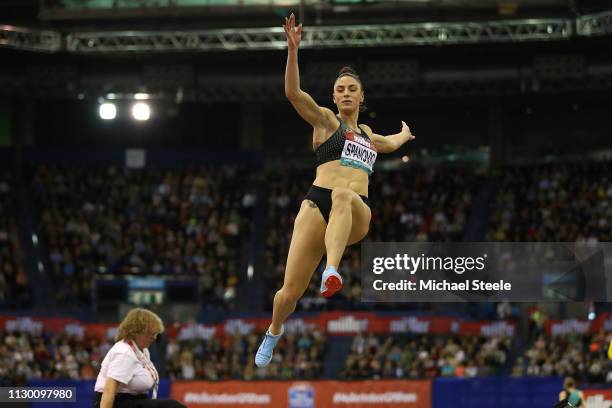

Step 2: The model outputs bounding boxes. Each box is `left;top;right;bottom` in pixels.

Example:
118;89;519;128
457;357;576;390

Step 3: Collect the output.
583;389;612;408
0;314;518;339
171;380;431;408
0;317;117;339
546;312;612;336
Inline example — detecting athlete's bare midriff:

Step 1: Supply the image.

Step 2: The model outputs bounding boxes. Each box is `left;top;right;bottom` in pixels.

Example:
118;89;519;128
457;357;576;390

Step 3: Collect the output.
311;112;371;197
313;160;369;197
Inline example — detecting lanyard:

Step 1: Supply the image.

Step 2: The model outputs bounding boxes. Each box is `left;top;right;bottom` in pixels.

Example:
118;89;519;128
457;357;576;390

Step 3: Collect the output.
126;340;159;399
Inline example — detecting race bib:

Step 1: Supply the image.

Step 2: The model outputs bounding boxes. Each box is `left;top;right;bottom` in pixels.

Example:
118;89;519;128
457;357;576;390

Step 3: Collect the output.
340;129;378;175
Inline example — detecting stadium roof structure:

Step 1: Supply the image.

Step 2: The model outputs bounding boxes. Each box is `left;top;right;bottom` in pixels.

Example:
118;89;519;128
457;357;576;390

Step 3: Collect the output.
31;0;612;21
1;0;611;101
0;10;611;53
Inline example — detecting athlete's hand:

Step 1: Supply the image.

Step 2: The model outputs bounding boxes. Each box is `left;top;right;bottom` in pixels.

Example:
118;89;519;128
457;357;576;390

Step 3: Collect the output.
283;13;302;52
401;121;416;142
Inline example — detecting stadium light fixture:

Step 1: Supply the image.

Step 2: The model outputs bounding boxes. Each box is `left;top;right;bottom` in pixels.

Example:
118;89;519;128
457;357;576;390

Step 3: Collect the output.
132;102;151;121
99;102;117;120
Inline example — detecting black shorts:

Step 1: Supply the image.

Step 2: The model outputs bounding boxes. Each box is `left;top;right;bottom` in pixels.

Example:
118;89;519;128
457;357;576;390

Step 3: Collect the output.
303;185;369;224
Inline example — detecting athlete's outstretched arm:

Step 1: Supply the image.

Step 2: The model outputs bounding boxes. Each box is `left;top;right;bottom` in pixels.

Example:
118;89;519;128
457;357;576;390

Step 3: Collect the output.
362;121;416;153
283;13;332;128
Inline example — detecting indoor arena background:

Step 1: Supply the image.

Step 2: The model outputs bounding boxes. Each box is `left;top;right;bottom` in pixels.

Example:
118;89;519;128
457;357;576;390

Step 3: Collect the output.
0;0;611;407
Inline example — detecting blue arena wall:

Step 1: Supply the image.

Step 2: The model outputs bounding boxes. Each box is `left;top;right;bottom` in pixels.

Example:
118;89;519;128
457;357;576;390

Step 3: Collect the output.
26;377;566;408
433;377;564;408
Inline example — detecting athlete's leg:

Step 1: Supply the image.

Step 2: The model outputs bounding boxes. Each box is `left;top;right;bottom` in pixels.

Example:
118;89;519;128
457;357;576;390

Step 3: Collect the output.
269;200;327;335
325;187;371;268
256;200;326;367
320;187;371;298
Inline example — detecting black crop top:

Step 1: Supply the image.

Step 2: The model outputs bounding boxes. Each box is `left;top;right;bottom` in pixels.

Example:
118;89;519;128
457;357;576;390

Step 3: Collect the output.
314;118;378;175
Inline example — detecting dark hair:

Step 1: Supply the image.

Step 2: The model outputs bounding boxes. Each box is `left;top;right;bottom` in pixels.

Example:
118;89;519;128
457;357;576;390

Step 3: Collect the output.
335;66;366;112
337;66;362;84
564;377;575;389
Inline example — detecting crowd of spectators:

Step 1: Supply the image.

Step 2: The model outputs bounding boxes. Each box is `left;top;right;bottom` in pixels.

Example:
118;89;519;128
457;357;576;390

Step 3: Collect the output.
31;165;254;306
0;172;30;308
488;161;612;242
368;166;481;242
166;328;326;381
7;160;611;311
1;325;609;385
0;326;326;385
0;329;110;386
341;332;511;380
262;165;481;311
4;162;482;311
512;331;612;383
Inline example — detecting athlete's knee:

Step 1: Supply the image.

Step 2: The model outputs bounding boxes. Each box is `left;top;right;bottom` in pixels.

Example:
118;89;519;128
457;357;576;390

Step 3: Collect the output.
277;285;302;305
331;187;354;207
